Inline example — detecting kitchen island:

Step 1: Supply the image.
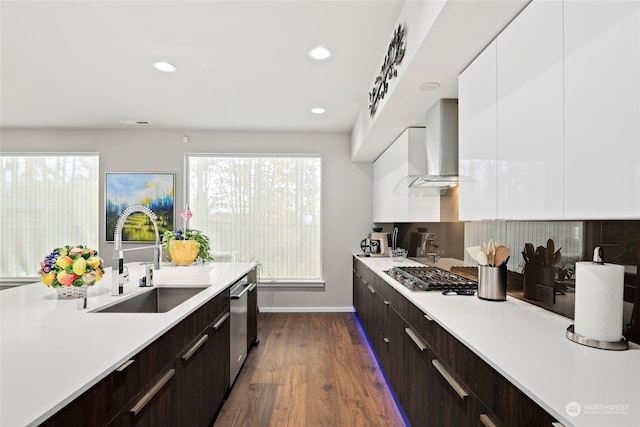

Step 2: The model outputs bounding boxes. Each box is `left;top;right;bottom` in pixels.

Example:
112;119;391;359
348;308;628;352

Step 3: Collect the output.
354;255;640;427
0;262;255;427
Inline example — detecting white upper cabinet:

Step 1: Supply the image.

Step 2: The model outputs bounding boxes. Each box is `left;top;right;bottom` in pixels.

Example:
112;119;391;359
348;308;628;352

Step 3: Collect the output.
458;40;498;221
563;0;640;219
496;0;564;220
373;128;446;223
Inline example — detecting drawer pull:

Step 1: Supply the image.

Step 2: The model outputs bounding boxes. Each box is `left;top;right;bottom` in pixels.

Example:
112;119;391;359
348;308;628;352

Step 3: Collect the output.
383;337;390;344
551;423;566;427
480;413;498;427
212;312;231;330
383;300;390;305
130;368;175;416
248;282;257;292
182;334;209;361
115;359;134;372
366;284;376;295
405;328;427;351
424;313;433;322
432;359;468;399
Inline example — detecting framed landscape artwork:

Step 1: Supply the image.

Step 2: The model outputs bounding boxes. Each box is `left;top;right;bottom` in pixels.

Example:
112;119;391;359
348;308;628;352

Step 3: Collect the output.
105;172;175;242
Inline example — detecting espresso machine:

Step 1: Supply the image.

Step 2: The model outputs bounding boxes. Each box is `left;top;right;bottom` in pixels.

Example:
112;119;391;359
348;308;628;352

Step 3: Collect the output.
361;231;390;257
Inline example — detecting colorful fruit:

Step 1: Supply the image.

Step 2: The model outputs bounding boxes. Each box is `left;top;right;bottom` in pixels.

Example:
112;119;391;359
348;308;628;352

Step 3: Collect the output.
55;255;73;269
57;271;77;286
72;257;87;275
41;272;55;286
87;256;101;268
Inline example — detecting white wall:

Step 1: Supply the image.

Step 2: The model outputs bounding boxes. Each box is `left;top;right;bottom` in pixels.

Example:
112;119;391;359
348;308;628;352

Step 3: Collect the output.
0;129;374;311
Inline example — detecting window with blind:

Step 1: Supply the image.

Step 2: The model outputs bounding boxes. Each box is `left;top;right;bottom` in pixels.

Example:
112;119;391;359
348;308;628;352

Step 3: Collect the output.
186;154;322;282
0;154;100;280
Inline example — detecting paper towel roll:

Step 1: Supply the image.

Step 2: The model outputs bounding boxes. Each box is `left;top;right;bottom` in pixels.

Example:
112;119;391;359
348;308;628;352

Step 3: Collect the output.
574;262;625;342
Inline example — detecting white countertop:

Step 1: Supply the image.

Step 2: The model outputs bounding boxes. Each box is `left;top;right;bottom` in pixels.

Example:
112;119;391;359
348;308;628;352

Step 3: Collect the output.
355;255;640;427
0;262;255;427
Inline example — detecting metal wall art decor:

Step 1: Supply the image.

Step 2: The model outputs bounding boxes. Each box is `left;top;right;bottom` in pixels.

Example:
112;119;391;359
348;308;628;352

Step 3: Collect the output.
369;23;407;117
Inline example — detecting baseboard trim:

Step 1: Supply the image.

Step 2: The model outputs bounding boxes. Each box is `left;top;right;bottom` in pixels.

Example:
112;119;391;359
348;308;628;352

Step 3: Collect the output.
258;306;356;313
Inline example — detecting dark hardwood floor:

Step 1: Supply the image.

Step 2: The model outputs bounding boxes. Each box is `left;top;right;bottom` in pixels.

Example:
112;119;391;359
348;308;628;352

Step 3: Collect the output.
213;312;407;427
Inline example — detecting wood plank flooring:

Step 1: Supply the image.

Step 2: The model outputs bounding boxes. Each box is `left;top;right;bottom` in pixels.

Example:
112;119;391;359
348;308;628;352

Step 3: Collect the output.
213;312;407;427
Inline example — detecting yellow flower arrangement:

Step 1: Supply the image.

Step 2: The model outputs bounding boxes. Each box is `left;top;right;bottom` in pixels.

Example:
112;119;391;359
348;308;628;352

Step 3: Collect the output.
38;245;105;288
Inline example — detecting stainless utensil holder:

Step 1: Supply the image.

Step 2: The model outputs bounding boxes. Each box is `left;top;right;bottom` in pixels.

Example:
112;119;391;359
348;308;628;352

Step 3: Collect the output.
477;265;507;301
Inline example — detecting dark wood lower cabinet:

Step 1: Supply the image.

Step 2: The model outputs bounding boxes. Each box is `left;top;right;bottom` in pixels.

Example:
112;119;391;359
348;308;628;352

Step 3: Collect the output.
477;359;556;426
352;258;560;427
108;364;178;427
42;284;238;427
403;326;437;426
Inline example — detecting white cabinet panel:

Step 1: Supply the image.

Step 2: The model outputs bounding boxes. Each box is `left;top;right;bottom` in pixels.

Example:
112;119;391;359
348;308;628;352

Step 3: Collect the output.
459;40;498;221
373;128;442;223
564;0;640;219
496;0;564;220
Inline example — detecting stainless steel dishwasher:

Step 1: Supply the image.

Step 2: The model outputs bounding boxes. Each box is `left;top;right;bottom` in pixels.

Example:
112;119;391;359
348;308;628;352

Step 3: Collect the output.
229;276;250;385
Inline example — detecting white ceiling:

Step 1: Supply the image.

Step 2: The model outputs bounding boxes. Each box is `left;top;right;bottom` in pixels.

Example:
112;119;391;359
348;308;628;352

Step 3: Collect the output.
0;0;528;158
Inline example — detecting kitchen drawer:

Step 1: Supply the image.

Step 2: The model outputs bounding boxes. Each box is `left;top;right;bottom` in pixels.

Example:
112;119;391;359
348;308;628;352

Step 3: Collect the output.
477;358;556;426
373;274;407;318
430;321;478;391
353;258;374;287
405;300;435;345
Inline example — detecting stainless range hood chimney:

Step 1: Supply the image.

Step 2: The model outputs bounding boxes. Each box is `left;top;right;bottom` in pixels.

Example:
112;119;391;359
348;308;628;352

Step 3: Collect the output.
394;98;459;196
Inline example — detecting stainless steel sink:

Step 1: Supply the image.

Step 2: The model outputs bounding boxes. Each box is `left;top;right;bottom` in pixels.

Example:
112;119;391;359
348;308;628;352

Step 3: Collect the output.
92;286;209;313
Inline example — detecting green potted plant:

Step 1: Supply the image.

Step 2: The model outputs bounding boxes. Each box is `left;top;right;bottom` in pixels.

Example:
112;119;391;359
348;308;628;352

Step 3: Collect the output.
162;228;214;264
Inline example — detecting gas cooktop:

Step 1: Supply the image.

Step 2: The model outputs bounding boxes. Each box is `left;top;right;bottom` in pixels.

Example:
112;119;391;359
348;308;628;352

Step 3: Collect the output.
385;266;477;291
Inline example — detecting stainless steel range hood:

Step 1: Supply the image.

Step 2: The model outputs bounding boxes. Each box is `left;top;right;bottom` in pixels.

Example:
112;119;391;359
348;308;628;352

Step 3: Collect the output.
394;98;459;196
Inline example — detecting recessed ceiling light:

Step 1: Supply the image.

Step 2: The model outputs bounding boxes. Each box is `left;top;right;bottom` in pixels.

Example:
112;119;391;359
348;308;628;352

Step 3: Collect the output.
310;107;326;114
308;46;331;60
419;82;440;91
154;61;177;72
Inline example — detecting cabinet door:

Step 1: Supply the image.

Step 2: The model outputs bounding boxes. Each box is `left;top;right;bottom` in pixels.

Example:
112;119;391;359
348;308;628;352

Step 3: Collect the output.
372;291;405;401
477;359;556;426
177;330;215;427
458;39;498;221
403;326;438;426
211;309;231;408
496;0;564;219
564;1;640;219
109;364;178;427
431;356;478;427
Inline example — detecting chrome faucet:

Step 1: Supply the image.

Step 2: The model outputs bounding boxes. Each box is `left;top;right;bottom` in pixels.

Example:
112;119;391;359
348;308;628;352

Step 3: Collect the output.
112;205;162;296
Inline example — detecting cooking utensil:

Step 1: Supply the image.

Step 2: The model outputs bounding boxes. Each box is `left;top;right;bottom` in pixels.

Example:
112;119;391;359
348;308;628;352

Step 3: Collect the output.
487;239;496;266
466;246;483;262
494;246;511;268
476;251;489;266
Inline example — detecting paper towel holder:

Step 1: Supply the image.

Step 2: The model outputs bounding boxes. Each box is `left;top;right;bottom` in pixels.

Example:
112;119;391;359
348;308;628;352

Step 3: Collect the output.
565;324;628;351
565;247;628;350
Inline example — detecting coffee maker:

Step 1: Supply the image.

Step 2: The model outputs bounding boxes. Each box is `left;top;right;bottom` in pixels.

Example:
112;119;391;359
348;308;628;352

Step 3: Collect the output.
361;231;390;257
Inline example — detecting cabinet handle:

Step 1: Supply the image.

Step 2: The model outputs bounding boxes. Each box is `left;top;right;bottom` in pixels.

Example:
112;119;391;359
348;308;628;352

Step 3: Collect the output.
212;312;230;330
182;334;209;362
424;313;433;322
129;368;175;416
551;423;566;427
383;300;390;305
405;328;427;351
248;282;257;292
115;359;134;372
479;413;498;427
366;284;376;295
383;337;390;343
432;359;469;400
